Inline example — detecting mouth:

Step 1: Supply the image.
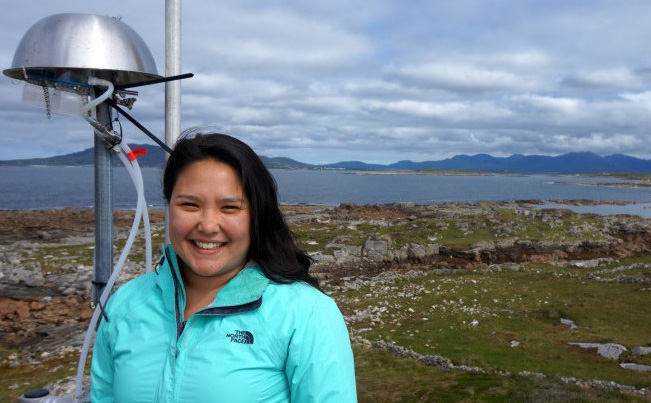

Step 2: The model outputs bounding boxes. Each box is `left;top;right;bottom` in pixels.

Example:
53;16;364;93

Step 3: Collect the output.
192;240;225;250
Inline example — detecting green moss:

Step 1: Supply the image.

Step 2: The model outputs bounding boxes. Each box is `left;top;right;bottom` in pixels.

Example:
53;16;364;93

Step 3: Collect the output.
353;346;644;402
331;267;651;390
27;244;94;273
0;351;81;403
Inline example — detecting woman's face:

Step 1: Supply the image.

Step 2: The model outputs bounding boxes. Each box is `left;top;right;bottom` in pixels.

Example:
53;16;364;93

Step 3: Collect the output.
168;159;251;286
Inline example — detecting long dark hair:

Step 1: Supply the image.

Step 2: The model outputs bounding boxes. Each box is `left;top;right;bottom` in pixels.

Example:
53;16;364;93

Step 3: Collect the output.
163;128;319;289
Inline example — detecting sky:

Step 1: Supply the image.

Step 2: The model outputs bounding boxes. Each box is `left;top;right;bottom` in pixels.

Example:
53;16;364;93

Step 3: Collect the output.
2;1;651;164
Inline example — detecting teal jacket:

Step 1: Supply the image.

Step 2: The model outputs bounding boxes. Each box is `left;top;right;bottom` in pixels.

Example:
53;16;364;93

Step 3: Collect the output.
91;246;357;402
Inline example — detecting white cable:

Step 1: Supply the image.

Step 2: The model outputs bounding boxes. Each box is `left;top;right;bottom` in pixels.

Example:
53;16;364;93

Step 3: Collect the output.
81;77;114;136
120;142;153;272
80;76;151;271
74;145;147;402
73;76;153;401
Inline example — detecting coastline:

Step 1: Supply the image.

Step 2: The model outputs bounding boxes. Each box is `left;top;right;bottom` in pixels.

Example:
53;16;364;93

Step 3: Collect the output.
0;197;648;231
349;170;651;188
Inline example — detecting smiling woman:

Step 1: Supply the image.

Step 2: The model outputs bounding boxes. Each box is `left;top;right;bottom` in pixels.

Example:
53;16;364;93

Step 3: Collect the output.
168;159;252;317
90;129;357;402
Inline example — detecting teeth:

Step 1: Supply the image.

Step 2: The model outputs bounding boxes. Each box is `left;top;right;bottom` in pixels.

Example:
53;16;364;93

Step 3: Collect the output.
194;241;221;249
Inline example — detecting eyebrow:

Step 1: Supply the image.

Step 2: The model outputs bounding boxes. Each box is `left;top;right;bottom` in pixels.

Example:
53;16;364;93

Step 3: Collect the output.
173;194;246;204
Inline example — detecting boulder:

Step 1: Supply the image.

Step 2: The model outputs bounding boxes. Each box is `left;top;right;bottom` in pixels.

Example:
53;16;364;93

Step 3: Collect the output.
560;318;577;330
569;342;627;359
333;245;362;264
620;363;651;372
0;262;45;287
395;202;416;209
405;243;439;260
363;236;390;261
632;346;651;356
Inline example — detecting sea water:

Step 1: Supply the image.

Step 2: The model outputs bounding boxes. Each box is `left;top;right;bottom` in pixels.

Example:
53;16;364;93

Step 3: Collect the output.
2;166;651;216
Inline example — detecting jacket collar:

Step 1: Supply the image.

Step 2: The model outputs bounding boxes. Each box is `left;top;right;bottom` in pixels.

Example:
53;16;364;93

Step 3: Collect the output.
156;244;269;315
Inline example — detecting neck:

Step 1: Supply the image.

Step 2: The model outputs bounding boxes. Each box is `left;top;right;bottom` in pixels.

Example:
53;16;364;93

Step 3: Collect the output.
180;262;243;320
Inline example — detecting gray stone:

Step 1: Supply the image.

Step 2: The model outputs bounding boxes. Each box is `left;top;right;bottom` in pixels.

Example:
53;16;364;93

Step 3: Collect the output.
560;318;577;329
620;363;651;372
388;248;408;261
568;227;583;237
395;202;415;209
0;262;45;287
340;245;362;256
496;239;515;248
569;342;627;359
37;231;52;241
426;243;439;255
333;245;362;264
632;346;651;356
363;237;389;261
309;252;335;264
324;235;353;250
407;243;427;259
570;259;601;268
346;311;371;323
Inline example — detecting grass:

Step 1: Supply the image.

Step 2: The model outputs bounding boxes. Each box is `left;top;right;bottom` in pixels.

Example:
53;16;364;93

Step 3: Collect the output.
0;349;82;402
14;224;167;273
328;267;651;394
292;207;612;253
353;345;645;402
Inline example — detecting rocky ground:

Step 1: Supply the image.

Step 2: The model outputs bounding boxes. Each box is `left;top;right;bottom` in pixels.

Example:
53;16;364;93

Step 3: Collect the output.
2;201;649;356
1;202;650;399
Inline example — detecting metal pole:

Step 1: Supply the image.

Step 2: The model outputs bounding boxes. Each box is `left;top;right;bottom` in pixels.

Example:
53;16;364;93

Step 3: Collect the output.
92;102;114;305
165;0;182;242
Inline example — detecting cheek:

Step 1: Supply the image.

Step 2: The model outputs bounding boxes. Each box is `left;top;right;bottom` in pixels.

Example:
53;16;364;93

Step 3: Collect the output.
224;216;251;241
168;210;192;238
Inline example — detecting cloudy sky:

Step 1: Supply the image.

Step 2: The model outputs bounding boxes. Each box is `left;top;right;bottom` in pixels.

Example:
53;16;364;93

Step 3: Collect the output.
2;1;651;164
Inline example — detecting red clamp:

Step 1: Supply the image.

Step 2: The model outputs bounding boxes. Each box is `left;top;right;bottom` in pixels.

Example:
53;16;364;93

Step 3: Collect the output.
127;148;148;161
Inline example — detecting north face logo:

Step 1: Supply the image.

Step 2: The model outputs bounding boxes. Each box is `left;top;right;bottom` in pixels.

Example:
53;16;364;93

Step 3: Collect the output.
226;330;254;344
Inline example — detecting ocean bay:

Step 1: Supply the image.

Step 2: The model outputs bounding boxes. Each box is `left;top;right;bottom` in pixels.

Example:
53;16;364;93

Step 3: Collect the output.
2;165;651;216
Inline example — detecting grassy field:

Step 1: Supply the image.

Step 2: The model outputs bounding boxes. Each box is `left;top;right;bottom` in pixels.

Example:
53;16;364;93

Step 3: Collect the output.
353;345;646;402
324;264;650;400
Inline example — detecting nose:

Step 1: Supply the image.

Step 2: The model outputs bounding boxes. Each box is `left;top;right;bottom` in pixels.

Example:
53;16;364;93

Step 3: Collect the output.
197;209;220;234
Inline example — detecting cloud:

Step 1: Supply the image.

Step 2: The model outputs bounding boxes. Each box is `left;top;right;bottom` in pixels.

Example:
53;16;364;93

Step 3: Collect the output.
561;68;646;90
389;63;538;93
3;1;651;163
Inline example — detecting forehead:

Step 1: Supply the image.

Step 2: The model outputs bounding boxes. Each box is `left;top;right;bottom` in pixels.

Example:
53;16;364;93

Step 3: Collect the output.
173;159;244;194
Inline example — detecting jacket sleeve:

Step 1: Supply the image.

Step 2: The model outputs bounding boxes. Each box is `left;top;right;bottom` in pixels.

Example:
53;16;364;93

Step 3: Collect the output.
90;316;115;402
285;295;357;402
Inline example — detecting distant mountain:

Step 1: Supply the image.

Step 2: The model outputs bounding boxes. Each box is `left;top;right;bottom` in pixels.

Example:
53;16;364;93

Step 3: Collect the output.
329;152;651;173
259;156;315;170
0;144;166;167
0;144;316;170
3;146;651;173
323;160;388;171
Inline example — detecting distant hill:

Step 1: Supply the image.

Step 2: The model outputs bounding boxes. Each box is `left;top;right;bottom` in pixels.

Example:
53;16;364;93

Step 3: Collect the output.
0;144;316;170
3;146;651;173
325;151;651;173
0;144;166;167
